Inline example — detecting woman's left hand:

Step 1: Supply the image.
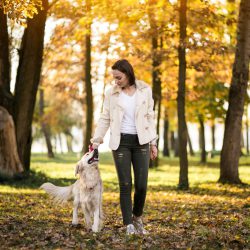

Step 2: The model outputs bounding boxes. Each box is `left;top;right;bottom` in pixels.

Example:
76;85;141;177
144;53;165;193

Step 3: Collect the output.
150;145;158;160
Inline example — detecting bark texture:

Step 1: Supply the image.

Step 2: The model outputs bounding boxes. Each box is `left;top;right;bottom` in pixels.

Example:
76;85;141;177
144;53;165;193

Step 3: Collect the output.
39;88;54;158
246;108;249;154
163;108;170;157
148;0;162;167
187;128;194;156
211;123;216;151
177;0;189;189
0;107;23;177
0;9;12;113
83;0;93;153
198;114;206;163
219;0;250;183
14;0;48;171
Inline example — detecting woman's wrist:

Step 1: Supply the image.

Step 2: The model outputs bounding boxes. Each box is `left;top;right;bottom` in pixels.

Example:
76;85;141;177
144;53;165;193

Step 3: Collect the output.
92;143;99;149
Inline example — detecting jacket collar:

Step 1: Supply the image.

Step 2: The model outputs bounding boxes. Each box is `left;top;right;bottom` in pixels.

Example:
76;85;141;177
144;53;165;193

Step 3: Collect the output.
111;79;148;95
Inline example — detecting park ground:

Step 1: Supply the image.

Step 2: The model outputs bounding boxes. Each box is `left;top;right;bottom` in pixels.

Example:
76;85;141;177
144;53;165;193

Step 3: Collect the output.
0;153;250;249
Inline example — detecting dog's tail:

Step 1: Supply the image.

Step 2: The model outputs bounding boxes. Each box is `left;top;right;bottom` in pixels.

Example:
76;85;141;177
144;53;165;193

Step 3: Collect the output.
40;182;74;203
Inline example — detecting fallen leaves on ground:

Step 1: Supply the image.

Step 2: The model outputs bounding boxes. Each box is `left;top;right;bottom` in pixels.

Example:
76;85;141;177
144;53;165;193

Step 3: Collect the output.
0;183;249;249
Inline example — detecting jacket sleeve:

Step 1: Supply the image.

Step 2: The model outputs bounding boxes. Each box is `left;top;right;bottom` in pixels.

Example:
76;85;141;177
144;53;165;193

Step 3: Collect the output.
147;87;158;146
90;89;111;146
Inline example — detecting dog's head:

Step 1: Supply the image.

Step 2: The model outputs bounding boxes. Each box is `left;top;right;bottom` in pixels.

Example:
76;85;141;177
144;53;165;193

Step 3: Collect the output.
75;149;99;176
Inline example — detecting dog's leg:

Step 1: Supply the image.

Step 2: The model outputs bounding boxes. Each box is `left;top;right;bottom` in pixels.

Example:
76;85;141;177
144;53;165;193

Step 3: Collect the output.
97;184;104;231
72;197;80;225
82;203;92;231
92;207;100;232
98;206;104;231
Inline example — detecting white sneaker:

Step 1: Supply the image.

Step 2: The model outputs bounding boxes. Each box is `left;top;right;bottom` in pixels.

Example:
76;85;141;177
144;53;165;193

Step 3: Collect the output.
126;224;137;235
132;216;148;235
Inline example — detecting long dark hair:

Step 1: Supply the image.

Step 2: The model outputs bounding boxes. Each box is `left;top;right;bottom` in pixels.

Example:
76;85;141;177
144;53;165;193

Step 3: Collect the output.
111;59;136;86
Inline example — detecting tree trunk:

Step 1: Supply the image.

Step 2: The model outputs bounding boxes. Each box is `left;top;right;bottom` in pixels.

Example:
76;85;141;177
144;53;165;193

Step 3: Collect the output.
210;123;216;158
171;131;179;157
174;134;179;157
187;128;194;156
53;136;57;153
246;107;249;154
211;123;216;151
163;108;170;156
66;136;73;153
177;0;189;189
198;114;206;163
83;0;93;154
0;9;13;113
0;10;21;179
0;107;23;177
219;0;250;184
58;134;63;154
65;129;73;153
148;0;162;168
39;88;54;158
170;131;175;152
13;0;48;171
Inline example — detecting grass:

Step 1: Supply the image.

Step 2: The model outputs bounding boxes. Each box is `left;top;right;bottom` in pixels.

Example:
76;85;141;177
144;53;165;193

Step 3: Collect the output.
0;152;249;249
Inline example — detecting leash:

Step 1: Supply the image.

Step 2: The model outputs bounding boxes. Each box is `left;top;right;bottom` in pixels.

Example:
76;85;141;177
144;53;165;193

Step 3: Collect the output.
88;143;94;152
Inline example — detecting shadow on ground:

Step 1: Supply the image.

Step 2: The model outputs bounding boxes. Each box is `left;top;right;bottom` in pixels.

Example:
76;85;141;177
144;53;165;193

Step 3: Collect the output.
1;170;249;201
0;170;75;189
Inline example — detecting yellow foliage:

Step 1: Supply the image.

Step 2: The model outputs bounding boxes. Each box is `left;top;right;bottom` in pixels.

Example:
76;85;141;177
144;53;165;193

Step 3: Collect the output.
1;0;42;23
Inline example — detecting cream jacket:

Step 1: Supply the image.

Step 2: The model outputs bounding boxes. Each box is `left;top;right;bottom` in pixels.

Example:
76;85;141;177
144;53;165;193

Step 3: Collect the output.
91;80;158;150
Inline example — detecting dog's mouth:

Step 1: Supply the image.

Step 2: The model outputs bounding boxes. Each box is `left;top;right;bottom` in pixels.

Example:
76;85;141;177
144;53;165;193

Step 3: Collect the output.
87;149;99;164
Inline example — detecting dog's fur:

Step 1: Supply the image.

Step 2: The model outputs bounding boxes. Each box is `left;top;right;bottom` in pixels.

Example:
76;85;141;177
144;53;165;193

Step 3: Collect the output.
40;150;103;232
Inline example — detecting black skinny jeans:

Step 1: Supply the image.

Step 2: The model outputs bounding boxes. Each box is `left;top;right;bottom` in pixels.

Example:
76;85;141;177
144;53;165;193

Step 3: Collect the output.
112;133;150;225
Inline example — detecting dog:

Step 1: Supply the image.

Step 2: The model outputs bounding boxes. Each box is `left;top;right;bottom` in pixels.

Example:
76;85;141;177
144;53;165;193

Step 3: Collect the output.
40;149;103;232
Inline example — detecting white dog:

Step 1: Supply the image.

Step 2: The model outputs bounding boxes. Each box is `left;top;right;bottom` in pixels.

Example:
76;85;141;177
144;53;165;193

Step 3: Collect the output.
40;149;103;232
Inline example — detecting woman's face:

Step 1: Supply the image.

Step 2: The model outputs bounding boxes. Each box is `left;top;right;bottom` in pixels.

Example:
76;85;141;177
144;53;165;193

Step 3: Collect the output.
112;70;130;88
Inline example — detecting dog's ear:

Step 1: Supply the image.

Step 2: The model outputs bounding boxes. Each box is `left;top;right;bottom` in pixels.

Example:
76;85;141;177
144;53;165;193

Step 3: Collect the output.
75;163;80;177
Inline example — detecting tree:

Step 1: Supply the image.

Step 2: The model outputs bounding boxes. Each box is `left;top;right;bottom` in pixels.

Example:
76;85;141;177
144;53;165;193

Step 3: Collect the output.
219;0;250;184
83;0;93;153
163;107;170;156
147;0;163;167
0;9;12;112
0;0;48;176
177;0;189;189
0;107;23;177
39;87;54;158
13;0;48;172
245;103;249;154
198;114;206;163
187;128;194;156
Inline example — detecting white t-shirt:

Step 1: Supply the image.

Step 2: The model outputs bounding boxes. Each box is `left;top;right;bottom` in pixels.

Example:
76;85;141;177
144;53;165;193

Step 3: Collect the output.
119;91;137;134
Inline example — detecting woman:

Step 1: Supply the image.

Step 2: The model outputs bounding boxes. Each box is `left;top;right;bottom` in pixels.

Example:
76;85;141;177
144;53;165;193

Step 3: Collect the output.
90;59;158;235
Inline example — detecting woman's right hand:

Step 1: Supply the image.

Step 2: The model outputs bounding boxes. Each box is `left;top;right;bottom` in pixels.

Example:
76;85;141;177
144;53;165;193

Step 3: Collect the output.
89;143;99;151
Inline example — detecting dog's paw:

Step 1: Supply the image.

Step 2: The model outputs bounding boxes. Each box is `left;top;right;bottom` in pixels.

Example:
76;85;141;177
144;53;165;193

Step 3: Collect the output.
92;225;99;233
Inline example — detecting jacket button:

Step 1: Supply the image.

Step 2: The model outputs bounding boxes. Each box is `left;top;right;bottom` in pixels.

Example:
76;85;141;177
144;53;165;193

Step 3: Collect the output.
145;127;149;130
144;114;147;117
143;101;146;104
